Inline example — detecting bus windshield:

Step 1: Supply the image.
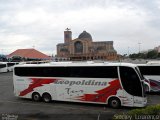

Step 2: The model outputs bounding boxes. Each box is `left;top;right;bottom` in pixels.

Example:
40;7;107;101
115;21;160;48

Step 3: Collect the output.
135;67;145;80
120;66;143;97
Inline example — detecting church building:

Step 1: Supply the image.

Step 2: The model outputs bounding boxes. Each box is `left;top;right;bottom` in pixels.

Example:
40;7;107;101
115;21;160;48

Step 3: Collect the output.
56;28;117;61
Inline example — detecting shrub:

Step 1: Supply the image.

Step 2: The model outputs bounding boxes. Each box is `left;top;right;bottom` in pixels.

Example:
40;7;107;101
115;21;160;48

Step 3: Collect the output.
113;104;160;120
128;104;160;115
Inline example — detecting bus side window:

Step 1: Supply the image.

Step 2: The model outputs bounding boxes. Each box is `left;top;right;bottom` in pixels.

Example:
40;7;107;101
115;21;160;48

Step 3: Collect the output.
139;66;160;75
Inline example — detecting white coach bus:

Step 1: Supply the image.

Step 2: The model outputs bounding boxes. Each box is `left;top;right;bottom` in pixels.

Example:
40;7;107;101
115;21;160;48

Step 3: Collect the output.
7;62;19;72
0;62;8;73
13;62;147;108
138;64;160;92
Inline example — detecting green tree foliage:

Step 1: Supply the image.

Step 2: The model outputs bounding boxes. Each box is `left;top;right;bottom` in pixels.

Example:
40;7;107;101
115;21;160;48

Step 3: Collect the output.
11;56;23;62
0;54;7;61
129;50;159;59
113;104;160;120
147;50;158;59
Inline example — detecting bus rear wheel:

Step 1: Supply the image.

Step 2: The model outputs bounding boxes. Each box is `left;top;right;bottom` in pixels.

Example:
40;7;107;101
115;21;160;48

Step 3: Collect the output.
32;92;41;102
109;97;121;108
42;93;52;103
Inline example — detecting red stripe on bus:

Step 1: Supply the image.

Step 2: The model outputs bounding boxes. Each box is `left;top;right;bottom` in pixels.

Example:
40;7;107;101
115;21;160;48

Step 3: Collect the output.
76;79;121;102
19;78;58;96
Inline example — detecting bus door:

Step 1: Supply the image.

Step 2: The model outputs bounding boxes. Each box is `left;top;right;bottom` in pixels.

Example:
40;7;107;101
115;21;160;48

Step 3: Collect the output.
119;66;143;107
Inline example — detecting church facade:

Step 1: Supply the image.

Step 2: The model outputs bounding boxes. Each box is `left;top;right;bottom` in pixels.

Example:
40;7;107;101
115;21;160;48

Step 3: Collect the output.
56;29;117;61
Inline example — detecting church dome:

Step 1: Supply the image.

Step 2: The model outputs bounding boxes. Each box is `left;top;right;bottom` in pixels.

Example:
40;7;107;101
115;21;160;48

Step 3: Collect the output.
78;31;92;41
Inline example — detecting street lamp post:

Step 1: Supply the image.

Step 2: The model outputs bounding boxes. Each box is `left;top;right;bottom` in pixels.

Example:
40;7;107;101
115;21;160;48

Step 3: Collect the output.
138;43;141;53
128;47;130;56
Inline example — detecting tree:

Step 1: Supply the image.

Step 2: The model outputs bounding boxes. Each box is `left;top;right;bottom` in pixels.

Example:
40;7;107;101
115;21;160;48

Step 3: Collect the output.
146;50;158;59
0;54;7;62
129;50;159;59
11;56;23;62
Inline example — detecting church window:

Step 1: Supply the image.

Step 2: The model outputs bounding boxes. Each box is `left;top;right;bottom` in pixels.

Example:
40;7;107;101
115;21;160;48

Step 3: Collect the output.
74;41;83;53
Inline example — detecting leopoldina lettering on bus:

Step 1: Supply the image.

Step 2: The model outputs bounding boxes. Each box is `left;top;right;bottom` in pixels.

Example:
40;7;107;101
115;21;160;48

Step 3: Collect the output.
54;79;108;86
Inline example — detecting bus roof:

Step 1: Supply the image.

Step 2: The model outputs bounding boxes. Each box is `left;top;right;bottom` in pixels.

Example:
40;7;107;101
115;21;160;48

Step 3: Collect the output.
137;63;160;67
0;62;7;64
15;61;138;68
147;61;160;65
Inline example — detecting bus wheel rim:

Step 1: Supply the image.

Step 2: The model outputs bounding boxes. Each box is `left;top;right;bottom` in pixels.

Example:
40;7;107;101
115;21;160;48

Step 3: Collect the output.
34;95;39;100
112;100;118;107
44;97;49;102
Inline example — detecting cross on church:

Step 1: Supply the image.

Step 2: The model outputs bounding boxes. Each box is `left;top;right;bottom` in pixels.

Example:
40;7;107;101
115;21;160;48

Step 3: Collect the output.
66;28;70;31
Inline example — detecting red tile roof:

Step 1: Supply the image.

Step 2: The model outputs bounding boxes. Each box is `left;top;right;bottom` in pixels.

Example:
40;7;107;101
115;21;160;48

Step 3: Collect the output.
8;49;50;59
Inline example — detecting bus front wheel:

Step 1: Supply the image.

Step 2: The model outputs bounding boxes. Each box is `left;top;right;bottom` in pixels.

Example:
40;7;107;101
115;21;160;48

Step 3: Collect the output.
32;92;41;102
42;93;52;103
108;97;121;108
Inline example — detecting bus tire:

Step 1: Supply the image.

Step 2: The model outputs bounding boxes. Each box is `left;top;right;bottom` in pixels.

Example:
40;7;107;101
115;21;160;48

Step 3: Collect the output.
108;97;121;108
42;93;52;103
32;92;41;102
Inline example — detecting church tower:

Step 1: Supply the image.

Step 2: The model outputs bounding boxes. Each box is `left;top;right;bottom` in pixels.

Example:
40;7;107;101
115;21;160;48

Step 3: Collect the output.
64;28;72;43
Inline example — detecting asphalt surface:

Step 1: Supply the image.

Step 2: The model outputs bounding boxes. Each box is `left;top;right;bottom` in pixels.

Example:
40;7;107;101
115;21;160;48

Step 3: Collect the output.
0;72;160;120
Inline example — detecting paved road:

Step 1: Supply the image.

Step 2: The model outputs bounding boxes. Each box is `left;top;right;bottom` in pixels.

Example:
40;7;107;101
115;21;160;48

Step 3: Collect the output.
0;72;160;120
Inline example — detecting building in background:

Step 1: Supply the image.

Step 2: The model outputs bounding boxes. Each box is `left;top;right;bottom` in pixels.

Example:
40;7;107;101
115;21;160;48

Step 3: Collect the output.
56;28;117;61
154;46;160;53
7;48;50;61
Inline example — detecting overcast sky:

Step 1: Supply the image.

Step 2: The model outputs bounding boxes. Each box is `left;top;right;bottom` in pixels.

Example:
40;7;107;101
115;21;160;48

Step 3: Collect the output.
0;0;160;56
